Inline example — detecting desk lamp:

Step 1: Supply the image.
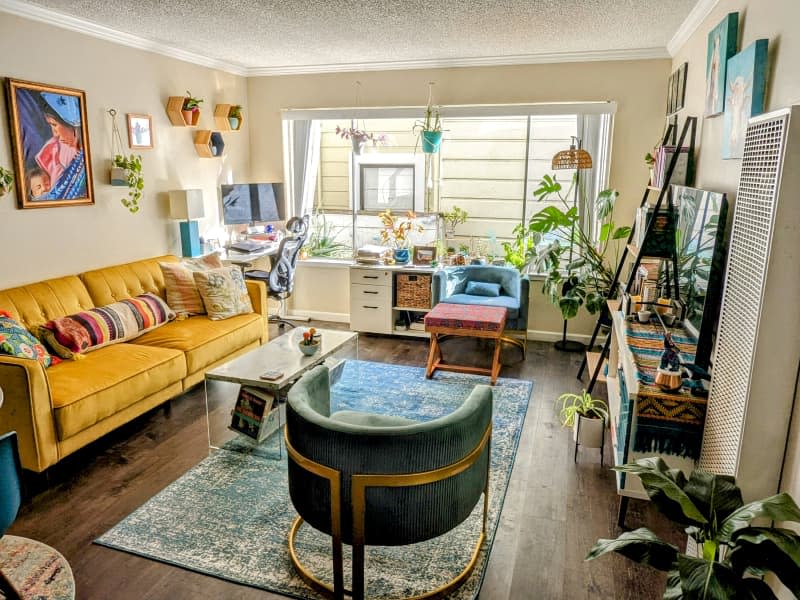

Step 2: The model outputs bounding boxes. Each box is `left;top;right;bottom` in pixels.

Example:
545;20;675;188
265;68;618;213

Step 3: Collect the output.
551;137;592;352
169;189;205;257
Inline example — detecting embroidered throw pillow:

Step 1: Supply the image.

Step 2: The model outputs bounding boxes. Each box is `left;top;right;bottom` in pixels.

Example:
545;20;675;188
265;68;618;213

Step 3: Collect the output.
0;310;54;367
159;254;226;316
184;253;224;270
36;293;175;358
466;281;501;297
193;266;254;320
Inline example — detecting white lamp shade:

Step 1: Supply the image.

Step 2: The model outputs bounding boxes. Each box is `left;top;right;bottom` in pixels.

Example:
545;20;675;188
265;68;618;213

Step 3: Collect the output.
169;189;205;220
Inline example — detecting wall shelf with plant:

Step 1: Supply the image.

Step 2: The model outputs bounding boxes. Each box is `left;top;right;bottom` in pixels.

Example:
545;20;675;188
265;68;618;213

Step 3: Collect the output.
194;130;225;158
214;104;243;131
166;92;203;127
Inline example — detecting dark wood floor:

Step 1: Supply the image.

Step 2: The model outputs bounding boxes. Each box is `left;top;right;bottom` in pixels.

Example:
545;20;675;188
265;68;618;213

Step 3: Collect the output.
8;322;682;599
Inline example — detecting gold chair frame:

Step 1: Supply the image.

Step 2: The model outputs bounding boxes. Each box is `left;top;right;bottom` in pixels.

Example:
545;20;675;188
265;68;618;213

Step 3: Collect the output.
285;423;492;600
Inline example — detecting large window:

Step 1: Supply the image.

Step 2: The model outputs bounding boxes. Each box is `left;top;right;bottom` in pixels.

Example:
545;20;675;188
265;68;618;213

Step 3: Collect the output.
282;105;614;262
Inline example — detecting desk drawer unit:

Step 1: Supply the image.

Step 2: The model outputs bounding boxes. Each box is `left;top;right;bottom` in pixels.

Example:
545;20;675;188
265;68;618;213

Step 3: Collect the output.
350;268;392;334
351;268;391;286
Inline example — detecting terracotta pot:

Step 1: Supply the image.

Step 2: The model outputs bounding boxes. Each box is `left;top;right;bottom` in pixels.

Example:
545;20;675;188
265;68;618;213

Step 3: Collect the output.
182;109;195;125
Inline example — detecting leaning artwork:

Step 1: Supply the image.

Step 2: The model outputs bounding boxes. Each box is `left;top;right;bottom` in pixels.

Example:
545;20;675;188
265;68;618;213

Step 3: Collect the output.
722;39;769;160
704;12;739;117
5;79;95;208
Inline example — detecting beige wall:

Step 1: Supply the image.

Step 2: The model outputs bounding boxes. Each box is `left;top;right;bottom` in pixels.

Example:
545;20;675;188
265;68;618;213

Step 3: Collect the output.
671;2;800;596
250;59;671;335
0;14;251;288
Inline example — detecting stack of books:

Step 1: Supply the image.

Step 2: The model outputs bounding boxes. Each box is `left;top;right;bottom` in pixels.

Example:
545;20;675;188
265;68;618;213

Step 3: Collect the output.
229;386;278;443
356;245;392;265
652;146;689;189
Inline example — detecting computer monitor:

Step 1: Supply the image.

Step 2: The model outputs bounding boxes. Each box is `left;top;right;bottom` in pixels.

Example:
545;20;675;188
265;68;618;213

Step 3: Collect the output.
221;183;284;225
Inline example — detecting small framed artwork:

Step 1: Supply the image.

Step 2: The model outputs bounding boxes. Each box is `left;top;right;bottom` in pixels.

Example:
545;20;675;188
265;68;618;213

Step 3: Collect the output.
675;62;688;113
413;245;437;265
666;72;675;115
5;78;94;208
127;113;154;149
705;12;739;117
723;39;769;159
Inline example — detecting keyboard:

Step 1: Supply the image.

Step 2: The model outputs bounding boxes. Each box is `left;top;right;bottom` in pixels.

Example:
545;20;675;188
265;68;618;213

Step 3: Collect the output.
229;240;265;253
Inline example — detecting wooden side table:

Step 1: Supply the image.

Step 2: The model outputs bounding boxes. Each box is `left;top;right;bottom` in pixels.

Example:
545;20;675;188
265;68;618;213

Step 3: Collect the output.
424;303;507;385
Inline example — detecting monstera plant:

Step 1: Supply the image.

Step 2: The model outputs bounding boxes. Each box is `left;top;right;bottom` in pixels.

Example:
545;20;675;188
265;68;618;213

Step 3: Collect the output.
587;457;800;599
503;174;630;319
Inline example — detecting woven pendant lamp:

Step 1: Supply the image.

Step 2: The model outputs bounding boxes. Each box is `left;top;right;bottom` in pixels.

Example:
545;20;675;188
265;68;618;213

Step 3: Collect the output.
552;136;592;352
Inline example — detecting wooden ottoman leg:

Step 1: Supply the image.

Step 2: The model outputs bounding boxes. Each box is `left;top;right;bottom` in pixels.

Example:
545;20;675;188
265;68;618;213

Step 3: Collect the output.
426;332;442;378
490;336;502;384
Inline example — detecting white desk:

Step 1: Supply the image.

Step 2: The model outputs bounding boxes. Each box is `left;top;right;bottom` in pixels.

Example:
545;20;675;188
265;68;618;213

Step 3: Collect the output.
212;244;279;272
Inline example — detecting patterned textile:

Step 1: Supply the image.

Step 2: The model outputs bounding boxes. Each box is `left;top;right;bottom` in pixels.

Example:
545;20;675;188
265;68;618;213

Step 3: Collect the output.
184;253;224;270
96;360;533;599
193;266;254;321
37;293;175;359
425;302;506;332
160;254;227;316
0;535;75;600
0;311;53;367
623;317;707;458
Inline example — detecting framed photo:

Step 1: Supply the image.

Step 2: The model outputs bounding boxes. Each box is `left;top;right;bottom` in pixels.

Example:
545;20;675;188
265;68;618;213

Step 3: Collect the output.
666;72;675;115
413;245;436;265
5;79;94;209
127;113;154;149
675;62;688;113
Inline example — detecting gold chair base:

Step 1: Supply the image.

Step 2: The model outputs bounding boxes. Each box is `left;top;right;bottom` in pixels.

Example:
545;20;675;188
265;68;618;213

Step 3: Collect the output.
288;515;486;600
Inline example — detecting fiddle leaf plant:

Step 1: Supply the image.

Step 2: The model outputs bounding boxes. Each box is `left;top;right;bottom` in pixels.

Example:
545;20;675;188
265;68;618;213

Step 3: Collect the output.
113;154;144;214
587;457;800;599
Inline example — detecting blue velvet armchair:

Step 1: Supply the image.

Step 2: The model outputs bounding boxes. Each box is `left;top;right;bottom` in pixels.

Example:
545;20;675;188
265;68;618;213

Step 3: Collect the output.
285;365;493;600
432;265;530;356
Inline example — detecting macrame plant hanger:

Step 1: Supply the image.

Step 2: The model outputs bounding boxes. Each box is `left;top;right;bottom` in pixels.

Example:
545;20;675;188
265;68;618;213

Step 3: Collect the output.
108;109;141;213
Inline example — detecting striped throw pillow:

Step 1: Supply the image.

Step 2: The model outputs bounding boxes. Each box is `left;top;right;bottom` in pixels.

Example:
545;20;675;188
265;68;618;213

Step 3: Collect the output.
160;261;205;315
36;293;175;358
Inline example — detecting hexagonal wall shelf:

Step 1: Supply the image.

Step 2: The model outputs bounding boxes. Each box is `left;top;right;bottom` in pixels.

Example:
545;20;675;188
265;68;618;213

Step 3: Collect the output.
194;130;225;157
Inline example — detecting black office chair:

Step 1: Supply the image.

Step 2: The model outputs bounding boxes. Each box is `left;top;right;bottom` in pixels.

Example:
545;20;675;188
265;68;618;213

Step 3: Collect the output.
245;215;309;329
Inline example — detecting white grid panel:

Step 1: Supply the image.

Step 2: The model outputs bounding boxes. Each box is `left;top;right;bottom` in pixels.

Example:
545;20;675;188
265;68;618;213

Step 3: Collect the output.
699;114;788;475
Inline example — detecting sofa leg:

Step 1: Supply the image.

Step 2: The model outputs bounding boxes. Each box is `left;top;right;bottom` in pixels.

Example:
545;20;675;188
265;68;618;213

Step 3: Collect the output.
162;401;172;417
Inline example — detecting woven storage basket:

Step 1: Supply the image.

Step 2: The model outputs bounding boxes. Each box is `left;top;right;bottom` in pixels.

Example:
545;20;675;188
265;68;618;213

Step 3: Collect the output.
396;273;432;308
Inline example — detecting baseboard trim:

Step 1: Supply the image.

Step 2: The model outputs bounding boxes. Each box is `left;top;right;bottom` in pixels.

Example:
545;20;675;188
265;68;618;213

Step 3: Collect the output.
289;310;350;323
527;329;593;344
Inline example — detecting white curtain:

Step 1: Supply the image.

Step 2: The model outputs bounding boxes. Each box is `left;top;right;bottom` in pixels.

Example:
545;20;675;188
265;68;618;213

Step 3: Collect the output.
288;120;320;218
577;113;613;242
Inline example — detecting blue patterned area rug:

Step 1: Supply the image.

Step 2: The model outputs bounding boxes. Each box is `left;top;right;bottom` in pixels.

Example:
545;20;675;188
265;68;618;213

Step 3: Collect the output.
95;360;532;599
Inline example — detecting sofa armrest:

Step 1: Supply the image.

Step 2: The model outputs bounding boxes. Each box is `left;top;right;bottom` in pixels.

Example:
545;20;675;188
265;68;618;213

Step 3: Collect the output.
432;271;447;307
245;279;269;343
0;356;59;473
517;275;530;329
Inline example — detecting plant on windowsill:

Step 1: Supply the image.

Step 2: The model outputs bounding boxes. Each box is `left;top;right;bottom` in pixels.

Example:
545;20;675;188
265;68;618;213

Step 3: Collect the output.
441;205;468;237
556;389;608;448
378;208;423;264
0;166;13;197
113;154;144;214
335;126;386;155
588;457;800;599
503;174;630;320
307;211;351;259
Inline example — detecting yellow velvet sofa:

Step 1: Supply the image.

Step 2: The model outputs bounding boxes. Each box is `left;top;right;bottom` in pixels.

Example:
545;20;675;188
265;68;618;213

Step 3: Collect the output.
0;255;269;473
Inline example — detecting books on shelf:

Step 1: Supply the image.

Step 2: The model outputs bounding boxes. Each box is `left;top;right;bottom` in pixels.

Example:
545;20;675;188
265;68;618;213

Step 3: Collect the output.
652;145;689;189
229;386;278;442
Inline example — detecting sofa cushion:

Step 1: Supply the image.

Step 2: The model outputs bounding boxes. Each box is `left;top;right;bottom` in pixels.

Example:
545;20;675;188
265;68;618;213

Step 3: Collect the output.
193;267;253;320
36;293;175;358
0;276;96;331
81;255;178;307
465;281;501;297
48;343;186;439
439;293;520;319
133;313;263;375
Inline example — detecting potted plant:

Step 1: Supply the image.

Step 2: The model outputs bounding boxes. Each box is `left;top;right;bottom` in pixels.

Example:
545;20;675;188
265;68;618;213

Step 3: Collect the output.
378;209;423;264
441;205;468;237
335;126;386;155
503;174;631;320
113;154;144;214
556;389;608;448
413;104;442;153
307;211;351;258
228;105;242;130
0;166;13;197
182;91;203;125
298;327;320;356
588;457;800;599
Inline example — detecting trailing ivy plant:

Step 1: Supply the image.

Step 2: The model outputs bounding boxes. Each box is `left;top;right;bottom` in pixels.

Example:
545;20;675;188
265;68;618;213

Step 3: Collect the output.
0;166;13;197
113;154;144;214
587;457;800;599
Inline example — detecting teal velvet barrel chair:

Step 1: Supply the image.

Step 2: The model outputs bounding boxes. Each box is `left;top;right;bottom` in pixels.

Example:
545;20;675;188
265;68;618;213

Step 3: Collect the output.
285;365;493;600
432;265;530;357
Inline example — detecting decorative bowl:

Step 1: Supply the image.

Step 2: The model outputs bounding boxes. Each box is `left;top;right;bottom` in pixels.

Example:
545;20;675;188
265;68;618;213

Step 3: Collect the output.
298;341;320;356
637;310;652;323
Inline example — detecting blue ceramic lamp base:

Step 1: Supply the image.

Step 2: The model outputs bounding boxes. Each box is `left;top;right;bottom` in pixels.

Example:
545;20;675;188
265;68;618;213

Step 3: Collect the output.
180;220;202;257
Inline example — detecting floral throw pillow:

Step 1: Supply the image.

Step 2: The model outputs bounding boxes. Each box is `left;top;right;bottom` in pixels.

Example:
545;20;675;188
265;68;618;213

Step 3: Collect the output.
0;310;54;367
193;267;253;320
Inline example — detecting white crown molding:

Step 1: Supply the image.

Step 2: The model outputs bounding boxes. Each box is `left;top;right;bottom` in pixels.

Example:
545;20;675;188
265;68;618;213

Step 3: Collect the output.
247;47;670;77
0;0;249;76
667;0;720;57
1;0;671;78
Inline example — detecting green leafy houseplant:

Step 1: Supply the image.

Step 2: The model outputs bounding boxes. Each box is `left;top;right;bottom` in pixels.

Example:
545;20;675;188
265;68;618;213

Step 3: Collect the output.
183;91;203;111
229;105;242;119
308;212;351;258
503;174;631;319
413;104;442;153
0;166;13;197
113;154;144;214
587;457;800;599
442;205;468;237
556;389;609;427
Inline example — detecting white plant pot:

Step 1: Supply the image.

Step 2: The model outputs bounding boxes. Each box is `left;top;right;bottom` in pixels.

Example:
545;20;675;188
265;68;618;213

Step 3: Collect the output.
573;414;605;449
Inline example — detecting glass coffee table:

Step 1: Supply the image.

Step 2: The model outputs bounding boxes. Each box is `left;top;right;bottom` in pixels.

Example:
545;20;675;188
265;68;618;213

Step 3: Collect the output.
204;327;358;457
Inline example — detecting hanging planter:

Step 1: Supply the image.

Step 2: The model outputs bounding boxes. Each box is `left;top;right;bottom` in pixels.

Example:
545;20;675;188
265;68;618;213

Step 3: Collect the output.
413;84;443;154
0;166;13;197
108;109;144;213
421;130;442;154
335;126;385;155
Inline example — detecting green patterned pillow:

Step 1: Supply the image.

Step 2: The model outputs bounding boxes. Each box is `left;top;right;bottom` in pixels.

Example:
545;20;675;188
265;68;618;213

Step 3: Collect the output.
192;267;254;320
0;310;54;367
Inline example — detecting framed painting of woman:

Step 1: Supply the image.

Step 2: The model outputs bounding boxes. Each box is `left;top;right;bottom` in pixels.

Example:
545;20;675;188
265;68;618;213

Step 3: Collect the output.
5;79;95;208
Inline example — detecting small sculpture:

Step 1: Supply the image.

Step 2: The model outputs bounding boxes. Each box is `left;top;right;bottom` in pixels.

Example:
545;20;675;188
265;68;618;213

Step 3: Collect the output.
655;332;683;391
